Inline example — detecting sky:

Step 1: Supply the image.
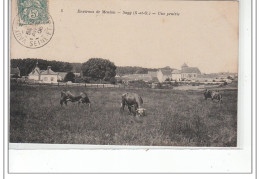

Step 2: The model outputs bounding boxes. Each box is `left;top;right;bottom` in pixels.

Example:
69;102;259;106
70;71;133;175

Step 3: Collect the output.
11;0;239;73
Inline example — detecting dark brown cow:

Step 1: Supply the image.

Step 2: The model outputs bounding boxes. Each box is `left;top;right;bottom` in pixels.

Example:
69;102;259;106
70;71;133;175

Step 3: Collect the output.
121;93;146;116
204;89;222;103
60;90;91;107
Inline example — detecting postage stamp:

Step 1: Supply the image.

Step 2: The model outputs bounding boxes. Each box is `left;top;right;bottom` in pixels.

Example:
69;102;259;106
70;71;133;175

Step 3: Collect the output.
17;0;49;26
12;0;54;48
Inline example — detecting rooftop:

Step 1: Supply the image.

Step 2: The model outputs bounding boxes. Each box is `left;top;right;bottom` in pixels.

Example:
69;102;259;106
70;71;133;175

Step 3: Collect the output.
160;69;172;76
181;67;201;74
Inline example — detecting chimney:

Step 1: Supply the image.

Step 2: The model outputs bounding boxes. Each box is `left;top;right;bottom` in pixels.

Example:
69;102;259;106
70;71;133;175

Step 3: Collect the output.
47;66;51;74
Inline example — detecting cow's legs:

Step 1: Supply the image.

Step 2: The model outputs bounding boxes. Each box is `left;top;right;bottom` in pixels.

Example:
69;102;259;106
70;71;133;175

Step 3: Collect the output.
128;105;132;114
120;102;125;113
132;104;137;116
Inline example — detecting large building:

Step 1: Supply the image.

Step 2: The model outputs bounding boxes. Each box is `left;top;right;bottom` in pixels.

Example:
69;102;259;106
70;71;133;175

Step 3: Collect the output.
180;63;201;80
117;63;201;83
152;63;201;83
157;68;172;82
171;69;182;81
28;62;58;83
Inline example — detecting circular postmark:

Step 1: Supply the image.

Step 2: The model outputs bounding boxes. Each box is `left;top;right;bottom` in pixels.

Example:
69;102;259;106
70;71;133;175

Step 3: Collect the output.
12;14;54;49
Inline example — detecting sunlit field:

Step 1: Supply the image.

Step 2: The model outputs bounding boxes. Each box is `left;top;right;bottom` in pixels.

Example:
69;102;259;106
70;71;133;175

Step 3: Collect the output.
10;85;237;146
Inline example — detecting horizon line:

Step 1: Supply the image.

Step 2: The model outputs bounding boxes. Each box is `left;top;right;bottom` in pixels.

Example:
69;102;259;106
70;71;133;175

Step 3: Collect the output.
10;58;238;74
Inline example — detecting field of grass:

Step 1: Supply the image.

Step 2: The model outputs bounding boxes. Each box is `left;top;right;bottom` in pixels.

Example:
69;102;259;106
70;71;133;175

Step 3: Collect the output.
10;85;237;146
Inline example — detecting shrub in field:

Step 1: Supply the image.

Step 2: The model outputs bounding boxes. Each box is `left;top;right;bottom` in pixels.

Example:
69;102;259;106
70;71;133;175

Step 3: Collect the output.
117;79;123;84
83;77;92;83
64;72;76;83
172;81;179;86
110;77;117;84
74;77;84;83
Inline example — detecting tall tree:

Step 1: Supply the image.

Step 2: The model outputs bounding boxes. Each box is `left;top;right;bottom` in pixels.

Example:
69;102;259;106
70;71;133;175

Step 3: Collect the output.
81;58;116;81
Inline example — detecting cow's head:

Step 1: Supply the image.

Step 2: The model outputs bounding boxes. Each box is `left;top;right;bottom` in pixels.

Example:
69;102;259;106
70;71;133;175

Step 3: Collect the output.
136;108;146;117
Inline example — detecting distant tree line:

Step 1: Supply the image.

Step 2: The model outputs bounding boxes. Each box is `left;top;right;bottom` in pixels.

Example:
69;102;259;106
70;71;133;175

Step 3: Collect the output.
116;66;157;76
11;58;73;76
11;58;160;84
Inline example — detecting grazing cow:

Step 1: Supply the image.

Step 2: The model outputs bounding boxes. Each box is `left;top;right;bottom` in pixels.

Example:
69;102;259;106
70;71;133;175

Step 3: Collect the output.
121;93;145;116
79;92;91;107
136;108;146;117
211;91;222;103
60;90;91;107
204;89;222;103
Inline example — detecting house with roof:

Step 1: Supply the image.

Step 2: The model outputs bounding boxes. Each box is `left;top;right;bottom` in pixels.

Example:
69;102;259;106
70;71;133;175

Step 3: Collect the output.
28;62;58;83
155;63;201;82
180;63;201;80
10;67;20;78
157;68;172;82
171;69;182;81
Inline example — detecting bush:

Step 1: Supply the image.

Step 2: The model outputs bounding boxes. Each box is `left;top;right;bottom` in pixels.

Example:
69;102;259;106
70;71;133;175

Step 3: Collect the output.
165;77;171;81
83;77;92;83
75;77;84;83
117;79;123;84
64;72;75;83
110;77;117;84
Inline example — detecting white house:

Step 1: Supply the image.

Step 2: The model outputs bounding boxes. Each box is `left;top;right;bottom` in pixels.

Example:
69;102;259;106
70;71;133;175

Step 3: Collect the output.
157;69;172;82
180;63;201;80
155;64;201;82
171;69;182;81
28;63;58;83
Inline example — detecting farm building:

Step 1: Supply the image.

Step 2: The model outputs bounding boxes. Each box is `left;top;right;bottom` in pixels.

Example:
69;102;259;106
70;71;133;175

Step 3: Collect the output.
157;64;201;82
28;63;58;83
148;71;158;78
117;63;201;83
180;63;201;80
171;69;182;81
157;69;172;82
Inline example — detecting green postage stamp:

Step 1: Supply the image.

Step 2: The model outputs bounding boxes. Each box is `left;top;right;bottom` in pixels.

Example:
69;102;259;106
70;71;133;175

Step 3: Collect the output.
17;0;49;26
13;0;54;48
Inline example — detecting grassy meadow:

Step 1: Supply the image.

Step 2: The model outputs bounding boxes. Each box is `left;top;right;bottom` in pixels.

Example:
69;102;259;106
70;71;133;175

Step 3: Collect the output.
10;85;237;146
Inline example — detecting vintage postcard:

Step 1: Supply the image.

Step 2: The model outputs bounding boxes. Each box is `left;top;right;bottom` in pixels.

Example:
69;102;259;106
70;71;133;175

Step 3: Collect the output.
10;0;239;147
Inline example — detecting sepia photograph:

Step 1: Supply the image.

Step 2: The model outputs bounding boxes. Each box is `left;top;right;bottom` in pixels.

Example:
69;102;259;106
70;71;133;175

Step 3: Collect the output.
10;0;239;147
